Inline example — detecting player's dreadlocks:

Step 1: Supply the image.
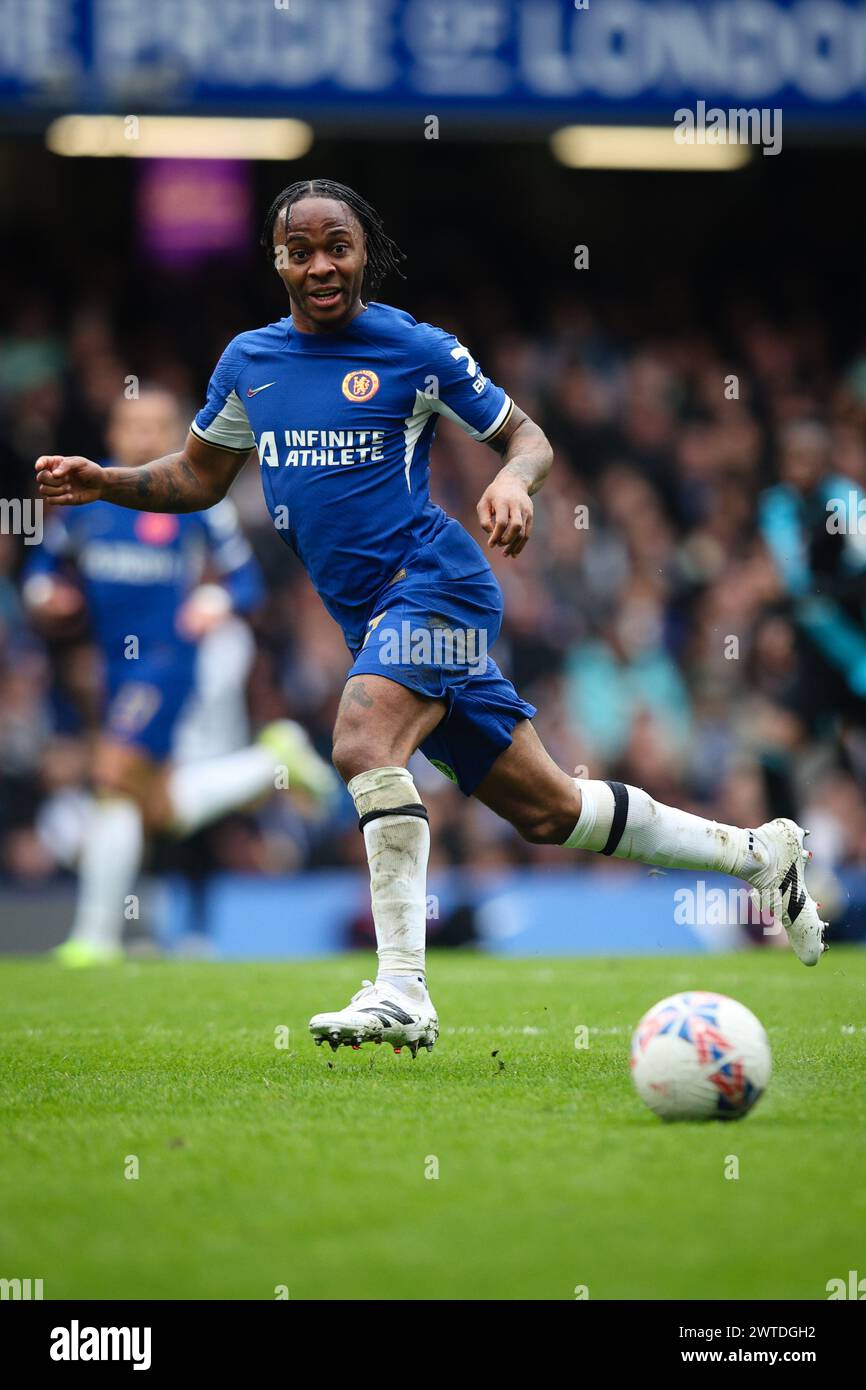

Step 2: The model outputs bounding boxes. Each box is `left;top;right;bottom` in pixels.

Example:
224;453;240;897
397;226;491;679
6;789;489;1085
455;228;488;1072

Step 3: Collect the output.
260;178;406;296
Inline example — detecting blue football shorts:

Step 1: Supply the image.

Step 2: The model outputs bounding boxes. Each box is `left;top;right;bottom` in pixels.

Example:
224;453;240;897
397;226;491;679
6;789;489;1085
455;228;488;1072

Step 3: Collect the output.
103;650;197;761
347;548;536;795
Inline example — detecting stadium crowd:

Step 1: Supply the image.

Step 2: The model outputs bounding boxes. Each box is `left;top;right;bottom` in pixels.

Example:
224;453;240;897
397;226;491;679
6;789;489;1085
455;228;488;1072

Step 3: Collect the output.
2;273;866;937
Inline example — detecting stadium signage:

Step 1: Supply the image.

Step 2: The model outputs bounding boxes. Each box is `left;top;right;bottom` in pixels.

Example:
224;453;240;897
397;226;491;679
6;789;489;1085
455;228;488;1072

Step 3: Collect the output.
3;1;866;117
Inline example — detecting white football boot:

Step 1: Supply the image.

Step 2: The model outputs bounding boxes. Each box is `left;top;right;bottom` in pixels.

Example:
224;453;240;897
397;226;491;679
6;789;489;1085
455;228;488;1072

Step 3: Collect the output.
746;818;828;966
309;979;439;1056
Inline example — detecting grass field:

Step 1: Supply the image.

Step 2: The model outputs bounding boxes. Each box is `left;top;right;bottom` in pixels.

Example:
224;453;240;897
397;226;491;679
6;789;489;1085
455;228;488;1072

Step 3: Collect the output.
1;949;864;1301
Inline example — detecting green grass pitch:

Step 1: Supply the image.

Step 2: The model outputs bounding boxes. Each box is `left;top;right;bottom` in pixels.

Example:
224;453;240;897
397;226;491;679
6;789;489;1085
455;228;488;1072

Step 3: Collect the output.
1;949;864;1300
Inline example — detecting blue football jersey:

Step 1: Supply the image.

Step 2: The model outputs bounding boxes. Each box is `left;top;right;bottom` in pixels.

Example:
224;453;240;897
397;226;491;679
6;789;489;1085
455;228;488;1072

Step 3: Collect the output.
24;488;263;665
192;302;513;651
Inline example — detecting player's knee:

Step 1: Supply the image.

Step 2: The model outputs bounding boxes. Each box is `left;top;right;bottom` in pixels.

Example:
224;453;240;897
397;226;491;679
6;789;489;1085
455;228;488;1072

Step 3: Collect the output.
93;766;137;800
331;733;388;785
92;747;150;809
92;779;148;817
330;734;353;783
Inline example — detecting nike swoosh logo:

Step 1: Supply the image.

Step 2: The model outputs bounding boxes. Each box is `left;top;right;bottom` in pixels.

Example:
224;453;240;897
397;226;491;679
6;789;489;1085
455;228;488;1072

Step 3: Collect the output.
246;382;276;397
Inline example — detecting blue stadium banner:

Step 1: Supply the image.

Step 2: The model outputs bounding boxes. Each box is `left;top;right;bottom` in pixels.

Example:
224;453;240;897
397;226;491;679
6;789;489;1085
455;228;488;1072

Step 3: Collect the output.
3;0;866;119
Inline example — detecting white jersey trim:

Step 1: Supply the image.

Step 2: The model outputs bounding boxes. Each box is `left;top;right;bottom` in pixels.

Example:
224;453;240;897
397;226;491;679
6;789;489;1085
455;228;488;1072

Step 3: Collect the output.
190;390;256;453
403;390;435;491
429;392;513;443
474;395;513;442
402;390;514;490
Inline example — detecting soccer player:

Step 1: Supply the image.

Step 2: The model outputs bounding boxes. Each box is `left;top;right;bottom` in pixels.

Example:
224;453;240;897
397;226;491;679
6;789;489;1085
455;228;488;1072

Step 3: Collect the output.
36;180;826;1033
27;387;336;965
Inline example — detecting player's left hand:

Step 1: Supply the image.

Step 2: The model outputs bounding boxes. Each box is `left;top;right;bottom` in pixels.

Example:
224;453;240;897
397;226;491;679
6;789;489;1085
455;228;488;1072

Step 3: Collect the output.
477;477;534;557
176;584;232;639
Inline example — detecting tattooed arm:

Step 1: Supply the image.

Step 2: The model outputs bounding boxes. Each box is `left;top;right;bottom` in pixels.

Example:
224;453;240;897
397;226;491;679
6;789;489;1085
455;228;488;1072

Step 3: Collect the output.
35;433;254;513
476;405;553;557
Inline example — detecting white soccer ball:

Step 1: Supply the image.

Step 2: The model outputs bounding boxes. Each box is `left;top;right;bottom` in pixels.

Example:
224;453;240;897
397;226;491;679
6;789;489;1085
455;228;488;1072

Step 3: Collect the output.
630;991;771;1121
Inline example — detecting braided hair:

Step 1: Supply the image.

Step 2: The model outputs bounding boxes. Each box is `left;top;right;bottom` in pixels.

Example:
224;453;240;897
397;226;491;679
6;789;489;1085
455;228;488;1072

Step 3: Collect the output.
260;178;406;297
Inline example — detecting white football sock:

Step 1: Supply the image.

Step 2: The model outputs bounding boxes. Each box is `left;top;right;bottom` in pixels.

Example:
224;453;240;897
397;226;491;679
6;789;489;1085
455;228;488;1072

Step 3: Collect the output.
377;971;429;999
167;747;280;835
348;766;429;981
69;796;144;948
564;779;767;878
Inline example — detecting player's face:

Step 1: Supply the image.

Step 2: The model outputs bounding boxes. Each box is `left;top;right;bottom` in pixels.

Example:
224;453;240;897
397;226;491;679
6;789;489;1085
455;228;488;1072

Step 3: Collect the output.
106;393;185;469
272;197;367;333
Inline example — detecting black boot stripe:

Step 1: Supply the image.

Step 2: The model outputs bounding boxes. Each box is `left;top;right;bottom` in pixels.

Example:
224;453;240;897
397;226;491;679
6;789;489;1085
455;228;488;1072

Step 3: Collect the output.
358;1003;415;1025
779;862;806;923
357;1010;394;1028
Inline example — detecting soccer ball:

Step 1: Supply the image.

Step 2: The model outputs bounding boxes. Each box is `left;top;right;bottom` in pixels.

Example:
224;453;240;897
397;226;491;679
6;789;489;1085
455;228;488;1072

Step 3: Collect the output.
630;991;771;1121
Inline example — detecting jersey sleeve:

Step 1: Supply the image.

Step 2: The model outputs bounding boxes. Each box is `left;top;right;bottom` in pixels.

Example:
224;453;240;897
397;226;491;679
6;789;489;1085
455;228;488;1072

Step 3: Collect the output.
415;324;513;442
191;336;256;453
199;498;265;614
20;514;77;603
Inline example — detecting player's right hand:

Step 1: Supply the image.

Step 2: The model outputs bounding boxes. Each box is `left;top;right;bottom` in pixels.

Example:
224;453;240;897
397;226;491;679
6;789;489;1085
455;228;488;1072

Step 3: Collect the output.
35;455;104;506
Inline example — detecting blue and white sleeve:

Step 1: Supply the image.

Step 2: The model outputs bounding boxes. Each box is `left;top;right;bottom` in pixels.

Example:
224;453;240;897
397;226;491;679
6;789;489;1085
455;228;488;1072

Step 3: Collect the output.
200;499;265;615
191;337;256;454
415;324;513;442
20;514;76;603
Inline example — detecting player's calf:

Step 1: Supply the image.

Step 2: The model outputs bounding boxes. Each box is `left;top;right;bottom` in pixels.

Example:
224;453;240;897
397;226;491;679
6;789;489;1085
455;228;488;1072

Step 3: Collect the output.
508;801;584;845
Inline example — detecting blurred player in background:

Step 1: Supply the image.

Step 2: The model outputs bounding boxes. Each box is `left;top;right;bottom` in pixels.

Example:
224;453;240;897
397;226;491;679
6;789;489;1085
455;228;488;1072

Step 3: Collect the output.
25;388;336;965
36;180;827;1034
